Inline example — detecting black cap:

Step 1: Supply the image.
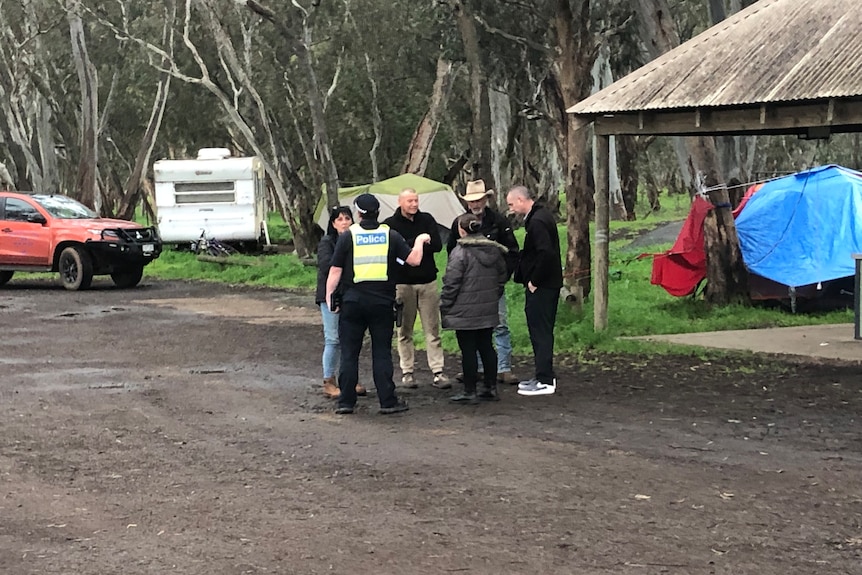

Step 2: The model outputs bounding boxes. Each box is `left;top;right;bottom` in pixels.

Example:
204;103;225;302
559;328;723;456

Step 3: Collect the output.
354;193;380;214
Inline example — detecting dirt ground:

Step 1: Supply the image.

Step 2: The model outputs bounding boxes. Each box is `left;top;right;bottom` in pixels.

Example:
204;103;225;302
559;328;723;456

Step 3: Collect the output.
2;278;861;575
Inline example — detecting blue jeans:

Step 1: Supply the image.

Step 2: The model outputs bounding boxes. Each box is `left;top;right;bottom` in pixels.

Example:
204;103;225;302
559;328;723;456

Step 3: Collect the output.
477;293;512;373
320;303;340;379
494;294;512;372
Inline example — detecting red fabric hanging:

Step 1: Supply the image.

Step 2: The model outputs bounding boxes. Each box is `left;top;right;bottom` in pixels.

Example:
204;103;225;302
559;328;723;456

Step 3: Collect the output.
645;196;714;297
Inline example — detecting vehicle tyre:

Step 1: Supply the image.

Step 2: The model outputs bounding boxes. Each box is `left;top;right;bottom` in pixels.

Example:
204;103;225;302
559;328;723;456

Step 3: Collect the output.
59;246;93;291
0;270;13;286
110;266;144;289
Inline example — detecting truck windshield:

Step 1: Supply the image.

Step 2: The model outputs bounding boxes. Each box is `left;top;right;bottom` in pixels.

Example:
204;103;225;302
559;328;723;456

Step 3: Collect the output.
32;195;98;219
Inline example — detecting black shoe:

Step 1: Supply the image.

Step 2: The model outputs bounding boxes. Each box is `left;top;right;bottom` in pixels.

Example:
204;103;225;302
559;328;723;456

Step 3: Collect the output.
477;389;500;401
379;401;409;415
335;405;354;415
450;392;479;404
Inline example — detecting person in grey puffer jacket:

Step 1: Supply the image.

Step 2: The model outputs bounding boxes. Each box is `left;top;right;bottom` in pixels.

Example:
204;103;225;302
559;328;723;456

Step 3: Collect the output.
440;213;508;403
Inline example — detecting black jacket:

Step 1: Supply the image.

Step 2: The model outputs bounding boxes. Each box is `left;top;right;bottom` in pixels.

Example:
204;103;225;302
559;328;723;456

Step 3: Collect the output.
440;236;508;331
514;203;563;289
447;206;520;278
315;234;337;304
383;208;442;284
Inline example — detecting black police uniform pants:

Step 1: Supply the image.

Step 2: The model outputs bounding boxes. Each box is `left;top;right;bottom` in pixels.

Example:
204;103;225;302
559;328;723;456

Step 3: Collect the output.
525;286;560;384
337;300;399;409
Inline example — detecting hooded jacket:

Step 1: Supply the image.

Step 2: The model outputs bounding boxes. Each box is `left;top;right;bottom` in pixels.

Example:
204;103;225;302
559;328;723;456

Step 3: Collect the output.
439;235;508;331
446;206;520;278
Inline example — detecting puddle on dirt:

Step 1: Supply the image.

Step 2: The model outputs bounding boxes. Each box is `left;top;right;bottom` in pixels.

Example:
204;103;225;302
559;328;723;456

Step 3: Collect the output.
143;296;319;326
7;366;149;394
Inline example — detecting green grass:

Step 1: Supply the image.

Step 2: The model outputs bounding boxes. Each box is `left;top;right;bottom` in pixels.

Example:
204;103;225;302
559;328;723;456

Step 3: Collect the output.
265;211;293;244
148;249;316;289
145;194;854;356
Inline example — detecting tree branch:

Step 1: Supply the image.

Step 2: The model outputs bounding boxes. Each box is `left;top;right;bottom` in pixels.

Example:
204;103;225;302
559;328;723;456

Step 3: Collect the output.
472;13;547;52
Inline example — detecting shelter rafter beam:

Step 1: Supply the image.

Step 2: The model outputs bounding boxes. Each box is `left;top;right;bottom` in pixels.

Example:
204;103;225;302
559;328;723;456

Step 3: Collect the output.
588;100;862;137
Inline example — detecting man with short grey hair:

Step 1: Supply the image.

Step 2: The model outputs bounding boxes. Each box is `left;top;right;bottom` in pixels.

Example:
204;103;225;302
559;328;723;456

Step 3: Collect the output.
506;185;563;396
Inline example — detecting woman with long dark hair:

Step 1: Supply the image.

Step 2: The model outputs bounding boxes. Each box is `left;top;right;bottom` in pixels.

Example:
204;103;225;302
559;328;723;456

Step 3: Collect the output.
315;206;366;399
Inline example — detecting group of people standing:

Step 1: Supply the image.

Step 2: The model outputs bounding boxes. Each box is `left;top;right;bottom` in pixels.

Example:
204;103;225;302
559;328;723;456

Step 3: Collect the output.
315;180;563;415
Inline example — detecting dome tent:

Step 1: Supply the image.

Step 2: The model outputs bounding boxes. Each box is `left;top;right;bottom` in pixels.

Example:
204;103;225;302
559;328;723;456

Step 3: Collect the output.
314;174;465;237
735;165;862;309
647;165;862;311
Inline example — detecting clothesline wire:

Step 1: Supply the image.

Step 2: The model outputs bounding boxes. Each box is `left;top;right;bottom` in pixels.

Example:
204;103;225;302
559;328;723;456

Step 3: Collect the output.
695;174;786;198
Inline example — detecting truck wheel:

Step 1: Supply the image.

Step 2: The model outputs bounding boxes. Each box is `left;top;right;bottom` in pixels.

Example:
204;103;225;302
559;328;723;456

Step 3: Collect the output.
59;246;93;291
0;271;13;286
110;266;144;289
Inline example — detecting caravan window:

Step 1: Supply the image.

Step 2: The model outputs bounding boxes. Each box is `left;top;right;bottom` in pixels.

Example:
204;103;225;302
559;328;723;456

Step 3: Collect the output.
174;181;236;204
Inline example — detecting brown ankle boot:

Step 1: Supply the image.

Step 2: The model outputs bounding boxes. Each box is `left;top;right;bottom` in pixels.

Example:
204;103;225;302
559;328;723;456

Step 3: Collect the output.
323;377;340;399
355;383;367;396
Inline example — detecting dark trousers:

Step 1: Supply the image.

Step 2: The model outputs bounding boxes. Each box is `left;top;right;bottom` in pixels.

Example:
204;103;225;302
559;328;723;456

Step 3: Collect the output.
455;328;496;392
525;286;560;384
337;301;399;409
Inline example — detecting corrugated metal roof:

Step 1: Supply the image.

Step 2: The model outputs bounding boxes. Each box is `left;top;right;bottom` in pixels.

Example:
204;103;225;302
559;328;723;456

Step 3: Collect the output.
569;0;862;116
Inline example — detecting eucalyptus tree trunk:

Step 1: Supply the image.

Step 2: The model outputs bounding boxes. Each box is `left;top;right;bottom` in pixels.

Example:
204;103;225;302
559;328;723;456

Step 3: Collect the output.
489;84;511;198
616;135;639;220
547;0;596;301
345;4;382;182
692;138;749;304
637;0;748;305
294;9;340;209
402;57;454;176
591;42;626;220
636;0;703;194
451;0;495;190
0;161;13;189
364;52;382;183
117;59;172;221
0;0;61;193
244;0;340;219
709;0;755;186
92;0;321;257
67;0;101;211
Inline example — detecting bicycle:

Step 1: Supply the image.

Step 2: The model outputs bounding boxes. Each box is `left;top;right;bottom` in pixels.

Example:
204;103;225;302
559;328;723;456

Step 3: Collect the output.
191;231;239;257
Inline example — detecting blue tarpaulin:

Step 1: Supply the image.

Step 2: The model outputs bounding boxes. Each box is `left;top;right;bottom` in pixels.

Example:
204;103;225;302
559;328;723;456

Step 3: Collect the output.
735;165;862;288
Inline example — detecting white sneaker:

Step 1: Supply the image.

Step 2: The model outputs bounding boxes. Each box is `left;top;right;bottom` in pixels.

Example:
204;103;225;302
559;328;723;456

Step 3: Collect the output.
517;378;539;390
517;378;556;396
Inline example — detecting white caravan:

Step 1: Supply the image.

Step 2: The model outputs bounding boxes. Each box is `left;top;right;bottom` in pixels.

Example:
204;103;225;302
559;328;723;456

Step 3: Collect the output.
154;148;270;246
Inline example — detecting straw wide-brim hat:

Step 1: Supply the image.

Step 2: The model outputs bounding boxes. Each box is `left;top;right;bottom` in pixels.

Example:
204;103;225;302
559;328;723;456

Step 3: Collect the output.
461;179;494;202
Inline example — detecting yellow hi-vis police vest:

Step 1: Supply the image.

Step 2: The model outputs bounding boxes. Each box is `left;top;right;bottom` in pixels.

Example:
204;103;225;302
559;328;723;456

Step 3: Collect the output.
351;223;390;282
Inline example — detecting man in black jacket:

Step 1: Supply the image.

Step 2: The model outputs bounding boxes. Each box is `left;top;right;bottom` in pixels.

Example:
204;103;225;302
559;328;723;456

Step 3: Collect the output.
446;180;520;385
506;185;563;396
383;188;449;389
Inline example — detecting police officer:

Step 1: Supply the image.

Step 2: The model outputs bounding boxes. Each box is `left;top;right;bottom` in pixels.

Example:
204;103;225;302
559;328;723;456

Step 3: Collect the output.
325;193;430;415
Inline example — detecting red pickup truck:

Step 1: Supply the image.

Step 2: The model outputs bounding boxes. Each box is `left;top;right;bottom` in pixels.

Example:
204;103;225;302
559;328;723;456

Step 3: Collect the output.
0;191;162;290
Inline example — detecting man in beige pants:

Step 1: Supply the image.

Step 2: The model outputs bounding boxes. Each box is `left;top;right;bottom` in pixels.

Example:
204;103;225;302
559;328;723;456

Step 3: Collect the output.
383;189;450;389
